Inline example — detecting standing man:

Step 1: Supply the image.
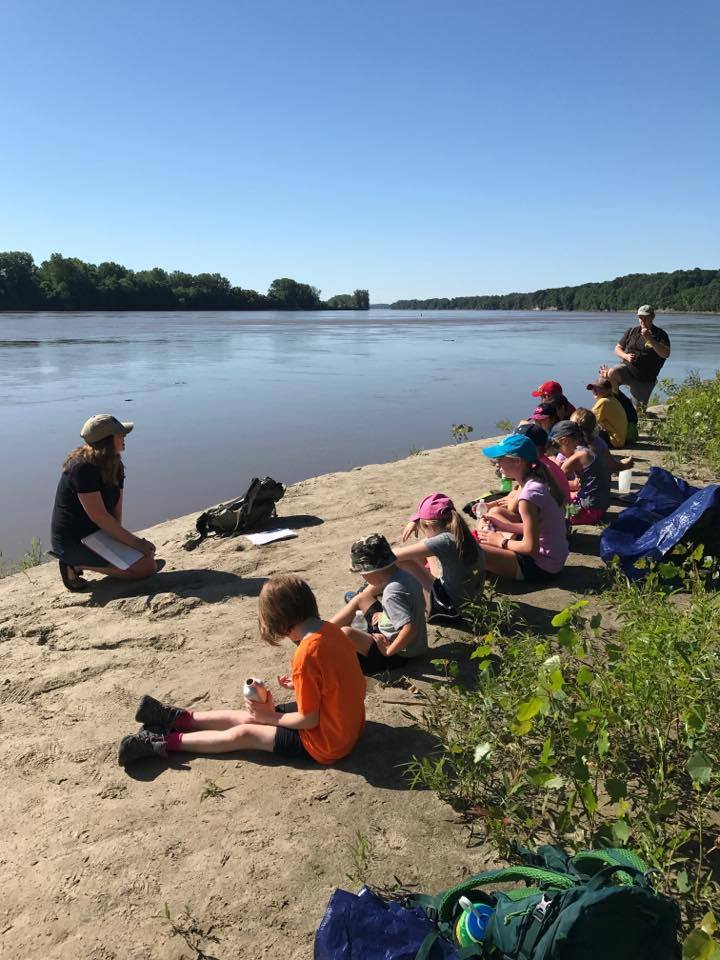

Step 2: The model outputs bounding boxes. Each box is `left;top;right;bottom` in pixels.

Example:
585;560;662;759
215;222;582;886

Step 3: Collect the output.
602;305;671;409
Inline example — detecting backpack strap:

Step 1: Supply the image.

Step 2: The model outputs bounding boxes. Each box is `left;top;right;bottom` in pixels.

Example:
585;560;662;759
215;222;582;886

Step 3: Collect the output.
571;848;650;886
436;867;576;923
414;931;481;960
582;863;651;893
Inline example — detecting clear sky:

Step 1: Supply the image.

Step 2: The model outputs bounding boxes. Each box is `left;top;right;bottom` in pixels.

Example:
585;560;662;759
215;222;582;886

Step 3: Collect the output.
2;0;718;302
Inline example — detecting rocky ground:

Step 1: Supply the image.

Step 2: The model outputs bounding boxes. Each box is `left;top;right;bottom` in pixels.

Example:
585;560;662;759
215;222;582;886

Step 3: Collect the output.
1;433;667;959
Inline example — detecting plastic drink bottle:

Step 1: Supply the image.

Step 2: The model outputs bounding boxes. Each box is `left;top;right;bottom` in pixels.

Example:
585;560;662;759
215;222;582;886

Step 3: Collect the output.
617;468;633;494
454;897;494;945
500;476;513;493
351;609;367;631
243;678;268;702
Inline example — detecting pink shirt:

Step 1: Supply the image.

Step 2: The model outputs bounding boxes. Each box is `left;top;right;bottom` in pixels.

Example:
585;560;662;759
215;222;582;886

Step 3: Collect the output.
541;454;572;504
518;478;569;574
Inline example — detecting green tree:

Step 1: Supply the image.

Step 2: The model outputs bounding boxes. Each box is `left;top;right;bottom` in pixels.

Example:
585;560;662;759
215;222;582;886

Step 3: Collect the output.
0;251;41;307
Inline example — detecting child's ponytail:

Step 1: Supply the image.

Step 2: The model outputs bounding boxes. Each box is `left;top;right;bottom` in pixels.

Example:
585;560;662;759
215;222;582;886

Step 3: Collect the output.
528;459;565;508
448;508;478;564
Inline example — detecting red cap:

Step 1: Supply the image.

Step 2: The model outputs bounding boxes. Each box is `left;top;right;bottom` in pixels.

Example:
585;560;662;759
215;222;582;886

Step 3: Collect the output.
531;380;563;398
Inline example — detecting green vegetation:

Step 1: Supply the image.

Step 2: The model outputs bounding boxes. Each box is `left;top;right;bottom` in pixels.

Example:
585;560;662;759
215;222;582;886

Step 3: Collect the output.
199;775;234;802
161;903;220;960
391;267;720;312
0;538;44;578
0;251;369;311
651;372;720;477
407;550;720;929
450;423;474;443
346;830;375;887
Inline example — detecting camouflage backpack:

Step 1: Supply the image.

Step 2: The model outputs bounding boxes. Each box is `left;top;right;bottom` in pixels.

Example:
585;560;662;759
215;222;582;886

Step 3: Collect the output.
183;477;285;550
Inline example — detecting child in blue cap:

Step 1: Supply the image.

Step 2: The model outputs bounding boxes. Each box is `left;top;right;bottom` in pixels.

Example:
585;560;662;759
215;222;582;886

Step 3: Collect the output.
475;434;569;583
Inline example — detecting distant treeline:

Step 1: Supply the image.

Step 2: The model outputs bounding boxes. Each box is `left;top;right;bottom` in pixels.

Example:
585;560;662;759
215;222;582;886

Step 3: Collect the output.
0;251;369;311
391;268;720;313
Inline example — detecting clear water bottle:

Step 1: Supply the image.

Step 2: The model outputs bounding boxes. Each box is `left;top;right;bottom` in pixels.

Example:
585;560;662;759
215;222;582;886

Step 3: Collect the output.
351;608;367;632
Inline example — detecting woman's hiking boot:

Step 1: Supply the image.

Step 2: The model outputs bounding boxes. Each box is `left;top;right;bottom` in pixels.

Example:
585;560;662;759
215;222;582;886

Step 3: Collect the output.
59;561;88;592
117;728;167;767
134;694;190;731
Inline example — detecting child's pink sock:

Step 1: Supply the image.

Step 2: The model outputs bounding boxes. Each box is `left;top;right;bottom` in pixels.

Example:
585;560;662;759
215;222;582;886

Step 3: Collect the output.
165;732;184;752
175;710;194;732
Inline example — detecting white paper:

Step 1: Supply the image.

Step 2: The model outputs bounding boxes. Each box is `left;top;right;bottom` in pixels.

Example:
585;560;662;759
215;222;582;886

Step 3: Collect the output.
81;530;144;570
244;528;297;546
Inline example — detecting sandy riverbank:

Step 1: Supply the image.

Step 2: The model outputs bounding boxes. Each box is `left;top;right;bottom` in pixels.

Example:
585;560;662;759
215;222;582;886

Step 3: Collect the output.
1;432;669;959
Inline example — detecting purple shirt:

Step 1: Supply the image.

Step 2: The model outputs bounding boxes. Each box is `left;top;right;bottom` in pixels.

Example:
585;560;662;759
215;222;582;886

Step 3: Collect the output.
518;478;569;573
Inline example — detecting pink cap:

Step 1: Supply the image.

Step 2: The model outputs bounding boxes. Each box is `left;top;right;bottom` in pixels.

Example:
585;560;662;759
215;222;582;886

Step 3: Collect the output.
410;492;454;522
531;406;547;420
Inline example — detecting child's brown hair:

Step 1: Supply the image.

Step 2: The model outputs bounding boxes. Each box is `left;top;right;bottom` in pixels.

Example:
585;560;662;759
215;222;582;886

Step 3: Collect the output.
258;575;320;646
571;407;598;445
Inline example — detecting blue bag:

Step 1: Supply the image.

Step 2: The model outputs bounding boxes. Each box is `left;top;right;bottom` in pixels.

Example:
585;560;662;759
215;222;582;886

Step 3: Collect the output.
600;466;720;577
314;886;458;960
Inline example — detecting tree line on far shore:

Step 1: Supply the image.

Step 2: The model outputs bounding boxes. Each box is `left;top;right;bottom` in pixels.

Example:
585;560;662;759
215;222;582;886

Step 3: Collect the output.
0;251;369;311
391;268;720;313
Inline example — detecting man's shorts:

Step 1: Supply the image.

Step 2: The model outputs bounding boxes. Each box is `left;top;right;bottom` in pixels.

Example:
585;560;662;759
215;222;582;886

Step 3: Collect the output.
614;365;656;407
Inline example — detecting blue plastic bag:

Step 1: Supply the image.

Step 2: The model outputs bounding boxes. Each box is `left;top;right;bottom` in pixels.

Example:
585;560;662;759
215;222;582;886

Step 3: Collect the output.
600;467;720;577
314;886;457;960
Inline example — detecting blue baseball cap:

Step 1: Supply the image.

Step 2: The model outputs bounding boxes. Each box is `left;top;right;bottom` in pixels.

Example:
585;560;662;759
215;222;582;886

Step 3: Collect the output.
482;433;538;462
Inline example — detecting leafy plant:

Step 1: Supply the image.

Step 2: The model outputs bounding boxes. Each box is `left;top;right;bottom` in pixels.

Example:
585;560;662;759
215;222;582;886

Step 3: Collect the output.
0;538;45;578
407;551;720;929
408;446;424;457
496;419;514;433
650;371;720;476
346;831;374;887
451;423;474;443
162;903;220;960
199;776;234;802
683;911;720;959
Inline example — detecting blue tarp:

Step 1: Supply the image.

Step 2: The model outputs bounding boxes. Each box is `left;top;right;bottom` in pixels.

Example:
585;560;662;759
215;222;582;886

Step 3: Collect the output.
600;466;720;577
314;886;457;960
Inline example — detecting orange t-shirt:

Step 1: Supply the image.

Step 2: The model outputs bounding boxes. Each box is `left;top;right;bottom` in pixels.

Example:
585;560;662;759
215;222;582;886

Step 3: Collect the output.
291;621;366;764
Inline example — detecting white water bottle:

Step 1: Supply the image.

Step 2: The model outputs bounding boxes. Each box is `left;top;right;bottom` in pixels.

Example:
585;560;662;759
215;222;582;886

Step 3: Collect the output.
618;468;633;495
351;608;367;631
243;678;268;702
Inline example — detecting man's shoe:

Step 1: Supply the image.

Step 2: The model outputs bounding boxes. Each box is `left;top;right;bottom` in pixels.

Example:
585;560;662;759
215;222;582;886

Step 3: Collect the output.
117;728;167;767
134;694;188;731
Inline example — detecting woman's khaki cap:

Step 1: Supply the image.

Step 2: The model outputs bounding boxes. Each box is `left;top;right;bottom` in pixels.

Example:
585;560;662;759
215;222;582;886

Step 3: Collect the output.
80;414;134;444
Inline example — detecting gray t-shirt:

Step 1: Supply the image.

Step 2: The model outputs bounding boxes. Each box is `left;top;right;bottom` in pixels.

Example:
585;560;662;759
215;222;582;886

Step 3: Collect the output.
425;531;485;611
381;569;428;659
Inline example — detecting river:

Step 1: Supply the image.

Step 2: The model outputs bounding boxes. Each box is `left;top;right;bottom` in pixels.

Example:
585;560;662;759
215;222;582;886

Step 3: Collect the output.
1;308;718;563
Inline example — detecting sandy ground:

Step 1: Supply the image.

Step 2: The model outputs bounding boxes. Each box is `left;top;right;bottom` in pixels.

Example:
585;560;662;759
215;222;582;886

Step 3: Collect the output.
1;433;667;959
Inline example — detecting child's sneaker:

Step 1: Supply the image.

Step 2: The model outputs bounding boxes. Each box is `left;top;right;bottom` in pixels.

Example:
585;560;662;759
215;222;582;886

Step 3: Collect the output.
344;584;367;604
118;728;168;767
134;694;188;731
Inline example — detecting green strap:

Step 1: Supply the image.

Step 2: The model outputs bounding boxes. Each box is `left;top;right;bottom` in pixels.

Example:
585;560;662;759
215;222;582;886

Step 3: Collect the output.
415;930;482;960
572;848;650;886
437;866;575;923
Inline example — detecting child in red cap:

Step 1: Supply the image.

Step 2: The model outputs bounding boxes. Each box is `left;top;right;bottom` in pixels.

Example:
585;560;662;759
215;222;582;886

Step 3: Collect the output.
531;380;576;420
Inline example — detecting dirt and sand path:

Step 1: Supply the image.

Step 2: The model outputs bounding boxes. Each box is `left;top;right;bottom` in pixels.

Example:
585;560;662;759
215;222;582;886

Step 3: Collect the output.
1;435;665;959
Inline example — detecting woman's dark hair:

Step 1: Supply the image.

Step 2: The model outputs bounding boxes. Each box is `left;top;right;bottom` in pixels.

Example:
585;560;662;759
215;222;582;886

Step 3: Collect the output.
258;575;320;646
63;436;122;485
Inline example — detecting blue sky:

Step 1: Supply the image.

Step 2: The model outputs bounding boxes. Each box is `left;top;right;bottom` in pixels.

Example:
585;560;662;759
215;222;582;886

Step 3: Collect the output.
1;0;718;302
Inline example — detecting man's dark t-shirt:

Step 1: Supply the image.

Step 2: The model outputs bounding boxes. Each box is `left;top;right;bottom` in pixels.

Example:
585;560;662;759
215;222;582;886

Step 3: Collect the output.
618;325;670;382
51;459;124;549
614;388;638;425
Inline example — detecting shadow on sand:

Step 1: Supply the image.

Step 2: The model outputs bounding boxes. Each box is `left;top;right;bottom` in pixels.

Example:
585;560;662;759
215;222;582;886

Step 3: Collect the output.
85;569;267;608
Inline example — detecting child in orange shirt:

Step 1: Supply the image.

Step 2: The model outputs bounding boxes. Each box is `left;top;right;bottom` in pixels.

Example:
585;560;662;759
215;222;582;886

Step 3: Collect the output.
117;576;366;767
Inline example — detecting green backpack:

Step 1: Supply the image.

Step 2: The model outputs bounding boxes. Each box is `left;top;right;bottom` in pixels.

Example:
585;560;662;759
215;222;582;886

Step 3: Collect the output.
182;477;285;550
410;846;681;960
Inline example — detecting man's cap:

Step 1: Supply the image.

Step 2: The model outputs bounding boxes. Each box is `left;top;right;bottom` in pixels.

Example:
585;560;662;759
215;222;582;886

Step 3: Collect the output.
550;420;584;442
514;421;549;450
410;492;454;522
80;414;134;444
637;304;655;317
482;433;538;463
531;380;563;398
350;533;397;574
586;378;612;393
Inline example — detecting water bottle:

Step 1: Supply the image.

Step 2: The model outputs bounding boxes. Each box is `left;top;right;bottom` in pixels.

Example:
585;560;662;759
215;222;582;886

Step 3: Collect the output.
617;468;633;494
351;608;367;632
500;476;513;493
454;897;494;946
474;500;488;518
243;678;268;702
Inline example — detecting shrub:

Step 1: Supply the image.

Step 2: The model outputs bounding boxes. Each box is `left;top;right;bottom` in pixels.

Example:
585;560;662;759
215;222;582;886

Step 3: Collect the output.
651;371;720;477
407;550;720;928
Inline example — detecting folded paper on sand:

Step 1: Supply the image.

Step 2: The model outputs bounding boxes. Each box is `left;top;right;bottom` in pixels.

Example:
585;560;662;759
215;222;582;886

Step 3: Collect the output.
244;528;298;546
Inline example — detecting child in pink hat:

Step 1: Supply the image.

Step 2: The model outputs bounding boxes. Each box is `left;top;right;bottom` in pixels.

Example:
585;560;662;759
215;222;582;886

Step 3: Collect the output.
393;492;485;624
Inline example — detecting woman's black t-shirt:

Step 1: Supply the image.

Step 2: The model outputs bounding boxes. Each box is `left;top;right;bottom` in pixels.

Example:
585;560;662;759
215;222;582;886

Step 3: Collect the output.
51;459;124;549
